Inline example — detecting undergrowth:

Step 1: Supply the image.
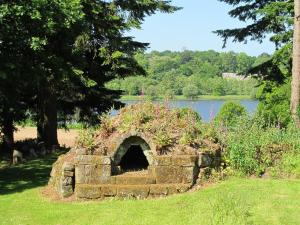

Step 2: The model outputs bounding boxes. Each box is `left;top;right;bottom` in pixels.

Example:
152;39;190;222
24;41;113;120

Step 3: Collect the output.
215;116;300;177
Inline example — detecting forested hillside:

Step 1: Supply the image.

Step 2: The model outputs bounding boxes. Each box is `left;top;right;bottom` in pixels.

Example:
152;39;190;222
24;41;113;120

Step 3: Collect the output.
107;50;270;99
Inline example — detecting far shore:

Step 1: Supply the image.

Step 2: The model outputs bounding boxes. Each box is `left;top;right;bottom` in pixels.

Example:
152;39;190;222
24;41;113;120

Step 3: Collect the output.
120;95;254;101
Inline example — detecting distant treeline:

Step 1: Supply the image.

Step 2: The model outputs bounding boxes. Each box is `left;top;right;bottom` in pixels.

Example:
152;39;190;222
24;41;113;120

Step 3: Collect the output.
107;50;271;99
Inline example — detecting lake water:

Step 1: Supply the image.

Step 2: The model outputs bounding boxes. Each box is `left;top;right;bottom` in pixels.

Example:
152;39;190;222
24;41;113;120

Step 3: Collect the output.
112;99;259;122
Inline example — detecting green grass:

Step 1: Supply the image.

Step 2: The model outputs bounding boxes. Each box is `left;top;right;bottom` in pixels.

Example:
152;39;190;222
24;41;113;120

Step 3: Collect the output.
0;155;299;225
121;95;253;101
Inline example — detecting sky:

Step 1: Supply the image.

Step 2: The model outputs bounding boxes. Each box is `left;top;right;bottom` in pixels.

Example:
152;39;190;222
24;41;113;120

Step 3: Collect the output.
128;0;275;56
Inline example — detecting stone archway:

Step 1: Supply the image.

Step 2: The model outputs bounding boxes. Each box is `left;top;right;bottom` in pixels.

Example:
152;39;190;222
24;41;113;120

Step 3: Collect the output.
112;136;153;173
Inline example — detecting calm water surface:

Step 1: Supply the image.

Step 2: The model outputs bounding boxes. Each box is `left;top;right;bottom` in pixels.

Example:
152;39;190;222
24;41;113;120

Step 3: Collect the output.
112;100;258;122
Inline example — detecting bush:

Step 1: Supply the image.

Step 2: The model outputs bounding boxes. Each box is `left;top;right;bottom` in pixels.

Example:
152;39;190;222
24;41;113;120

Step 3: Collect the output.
255;81;291;127
215;101;247;126
163;89;175;100
218;118;300;176
75;128;97;150
145;85;159;100
182;84;198;99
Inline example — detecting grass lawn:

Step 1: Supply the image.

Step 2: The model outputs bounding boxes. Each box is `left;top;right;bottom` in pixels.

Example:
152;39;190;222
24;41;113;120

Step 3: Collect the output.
120;95;253;101
0;154;299;225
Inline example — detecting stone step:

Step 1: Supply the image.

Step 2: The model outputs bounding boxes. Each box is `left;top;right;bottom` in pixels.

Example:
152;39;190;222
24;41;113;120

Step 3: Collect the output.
75;183;192;199
112;175;156;185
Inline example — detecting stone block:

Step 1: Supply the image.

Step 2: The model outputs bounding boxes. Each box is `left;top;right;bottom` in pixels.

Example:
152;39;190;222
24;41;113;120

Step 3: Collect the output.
61;176;73;186
117;185;150;198
75;165;86;184
153;156;172;166
176;184;191;193
149;185;168;196
101;185;117;197
98;165;111;184
76;185;102;199
110;176;116;184
62;171;74;177
172;155;197;167
154;166;182;184
87;165;111;184
85;165;93;180
147;166;155;177
75;164;111;184
167;184;191;195
99;157;111;165
181;166;198;184
115;176;155;185
75;155;111;165
62;162;75;171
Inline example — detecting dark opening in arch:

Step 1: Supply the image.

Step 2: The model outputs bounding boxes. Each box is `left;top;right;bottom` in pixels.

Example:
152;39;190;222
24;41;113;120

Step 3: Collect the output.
119;145;149;171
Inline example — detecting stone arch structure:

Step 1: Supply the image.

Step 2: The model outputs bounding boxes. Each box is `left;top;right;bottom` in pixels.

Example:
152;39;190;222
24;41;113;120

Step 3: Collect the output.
112;135;153;167
48;103;221;200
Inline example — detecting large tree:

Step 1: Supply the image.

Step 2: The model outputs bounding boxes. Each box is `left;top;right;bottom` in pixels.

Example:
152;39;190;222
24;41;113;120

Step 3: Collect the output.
0;1;180;154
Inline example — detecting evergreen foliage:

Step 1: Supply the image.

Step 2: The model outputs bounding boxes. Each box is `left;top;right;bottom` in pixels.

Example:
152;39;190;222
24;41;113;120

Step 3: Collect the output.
215;0;295;126
0;0;179;153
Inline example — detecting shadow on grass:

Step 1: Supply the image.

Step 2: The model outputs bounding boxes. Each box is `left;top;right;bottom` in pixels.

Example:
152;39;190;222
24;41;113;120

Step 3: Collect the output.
0;148;69;195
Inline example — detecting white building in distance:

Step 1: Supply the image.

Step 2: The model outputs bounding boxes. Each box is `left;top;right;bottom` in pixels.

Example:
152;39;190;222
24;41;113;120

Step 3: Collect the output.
222;73;249;80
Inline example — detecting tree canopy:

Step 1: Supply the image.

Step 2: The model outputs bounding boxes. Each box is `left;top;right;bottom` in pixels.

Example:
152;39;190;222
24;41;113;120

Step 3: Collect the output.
0;0;180;155
107;50;261;98
215;0;297;126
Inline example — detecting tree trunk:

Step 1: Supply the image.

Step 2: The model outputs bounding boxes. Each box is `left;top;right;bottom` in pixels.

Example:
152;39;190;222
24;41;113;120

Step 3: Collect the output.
43;84;58;149
37;80;59;149
1;111;14;161
291;0;300;127
37;85;45;143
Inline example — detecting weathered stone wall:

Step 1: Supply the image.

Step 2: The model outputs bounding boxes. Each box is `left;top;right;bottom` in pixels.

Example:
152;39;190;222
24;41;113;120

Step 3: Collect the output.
49;135;221;200
70;153;200;200
75;155;111;185
60;162;75;197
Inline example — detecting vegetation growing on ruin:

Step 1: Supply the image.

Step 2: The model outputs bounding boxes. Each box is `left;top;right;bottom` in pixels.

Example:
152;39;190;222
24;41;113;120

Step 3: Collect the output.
95;102;204;151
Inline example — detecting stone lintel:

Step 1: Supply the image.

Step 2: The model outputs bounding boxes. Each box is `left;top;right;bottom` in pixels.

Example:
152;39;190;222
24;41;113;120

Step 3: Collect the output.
75;155;111;165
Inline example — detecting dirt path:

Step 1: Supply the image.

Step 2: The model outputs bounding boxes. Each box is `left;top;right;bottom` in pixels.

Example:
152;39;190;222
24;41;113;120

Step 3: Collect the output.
14;127;79;148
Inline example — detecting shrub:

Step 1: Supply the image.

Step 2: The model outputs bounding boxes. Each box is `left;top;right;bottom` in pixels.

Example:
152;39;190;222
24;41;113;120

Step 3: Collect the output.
215;101;247;126
255;81;291;127
163;89;175;100
218;118;300;176
182;84;198;99
75;128;97;150
145;85;159;100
